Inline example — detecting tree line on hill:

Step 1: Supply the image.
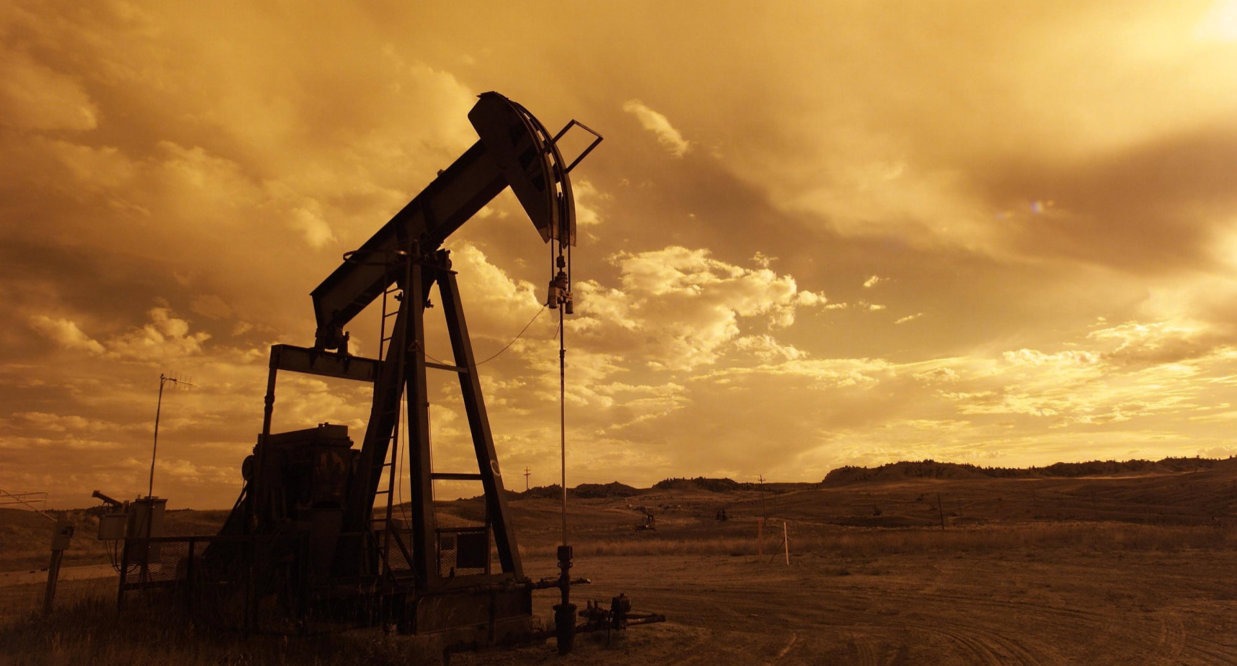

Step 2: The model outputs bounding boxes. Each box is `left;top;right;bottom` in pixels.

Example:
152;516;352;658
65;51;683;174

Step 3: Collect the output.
505;456;1234;499
515;477;768;499
820;456;1230;485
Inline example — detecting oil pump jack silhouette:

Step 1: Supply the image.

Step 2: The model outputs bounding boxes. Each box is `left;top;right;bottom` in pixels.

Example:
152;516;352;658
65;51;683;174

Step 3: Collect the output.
202;92;607;644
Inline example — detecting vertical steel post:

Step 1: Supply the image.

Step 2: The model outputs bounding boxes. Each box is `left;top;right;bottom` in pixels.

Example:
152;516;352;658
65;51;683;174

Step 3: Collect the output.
117;538;129;609
43;522;71;614
252;360;279;533
406;262;438;588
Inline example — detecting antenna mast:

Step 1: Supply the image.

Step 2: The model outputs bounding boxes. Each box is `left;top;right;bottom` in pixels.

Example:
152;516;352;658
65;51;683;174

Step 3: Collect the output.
148;373;194;499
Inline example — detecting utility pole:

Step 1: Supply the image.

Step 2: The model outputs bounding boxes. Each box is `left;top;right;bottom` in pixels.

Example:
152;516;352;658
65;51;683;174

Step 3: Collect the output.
758;474;768;519
757;474;767;557
523;466;531;491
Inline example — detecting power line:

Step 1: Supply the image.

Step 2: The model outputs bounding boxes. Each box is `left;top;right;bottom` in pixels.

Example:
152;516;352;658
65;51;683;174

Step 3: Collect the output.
476;306;547;366
416;305;548;368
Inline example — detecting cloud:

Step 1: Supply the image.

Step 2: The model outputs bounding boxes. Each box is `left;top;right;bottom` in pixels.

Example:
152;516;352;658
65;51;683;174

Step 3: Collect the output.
572;179;608;229
1087;319;1221;366
6;2;1237;505
191;295;234;320
622;99;690;157
431;244;841;482
290;198;337;249
921;321;1237;429
979;127;1237;273
28;315;106;354
703;356;895;390
732;334;806;363
575;246;826;371
0;49;98;131
105;307;211;361
451;243;545;333
1002;348;1101;369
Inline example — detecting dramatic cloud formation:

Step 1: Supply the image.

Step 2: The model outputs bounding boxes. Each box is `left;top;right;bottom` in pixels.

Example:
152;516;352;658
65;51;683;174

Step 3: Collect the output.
2;1;1236;508
622;100;691;157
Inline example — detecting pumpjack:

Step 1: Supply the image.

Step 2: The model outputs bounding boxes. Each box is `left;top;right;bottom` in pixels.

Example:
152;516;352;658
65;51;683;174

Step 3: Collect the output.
199;92;603;644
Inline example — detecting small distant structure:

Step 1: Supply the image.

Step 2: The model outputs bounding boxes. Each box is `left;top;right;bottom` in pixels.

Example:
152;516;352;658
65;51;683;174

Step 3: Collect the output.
91;489;167;577
635;507;656;531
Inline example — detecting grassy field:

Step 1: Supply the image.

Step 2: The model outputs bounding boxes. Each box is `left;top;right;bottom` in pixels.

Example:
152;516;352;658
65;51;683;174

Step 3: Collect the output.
2;465;1234;664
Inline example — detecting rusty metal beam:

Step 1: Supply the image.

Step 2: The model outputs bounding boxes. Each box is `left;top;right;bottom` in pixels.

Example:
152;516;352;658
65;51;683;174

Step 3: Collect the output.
269;344;381;382
438;269;522;576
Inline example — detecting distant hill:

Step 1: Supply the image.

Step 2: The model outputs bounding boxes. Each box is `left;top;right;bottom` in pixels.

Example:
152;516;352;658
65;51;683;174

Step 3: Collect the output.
519;484;563;500
821;457;1230;486
517;481;641;500
652;477;746;492
511;477;799;500
574;482;641;498
483;457;1235;501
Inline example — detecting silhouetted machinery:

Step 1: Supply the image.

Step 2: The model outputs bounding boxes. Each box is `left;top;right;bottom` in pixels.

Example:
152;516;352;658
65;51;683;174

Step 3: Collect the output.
195;92;607;643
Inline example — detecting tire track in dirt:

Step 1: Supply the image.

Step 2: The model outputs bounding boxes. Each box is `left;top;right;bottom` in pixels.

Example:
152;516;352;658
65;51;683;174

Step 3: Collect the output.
627;587;833;664
1155;610;1237;664
1185;634;1237;665
770;631;797;662
642;572;1180;664
881;584;1237;663
850;585;1134;663
520;552;1237;664
632;584;1055;664
771;584;1065;664
907;622;1044;665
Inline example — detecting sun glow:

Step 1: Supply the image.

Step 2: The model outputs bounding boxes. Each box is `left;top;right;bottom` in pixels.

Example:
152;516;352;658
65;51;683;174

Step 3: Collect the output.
1196;0;1237;42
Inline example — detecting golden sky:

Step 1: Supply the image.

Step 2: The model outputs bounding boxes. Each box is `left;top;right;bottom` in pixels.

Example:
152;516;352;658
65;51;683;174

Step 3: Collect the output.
4;1;1237;508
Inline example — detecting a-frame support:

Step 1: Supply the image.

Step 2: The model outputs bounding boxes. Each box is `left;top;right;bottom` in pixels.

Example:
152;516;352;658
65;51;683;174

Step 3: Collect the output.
438;263;522;576
340;249;523;590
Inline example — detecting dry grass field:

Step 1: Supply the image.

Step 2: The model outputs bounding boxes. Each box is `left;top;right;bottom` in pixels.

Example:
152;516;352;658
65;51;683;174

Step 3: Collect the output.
2;462;1234;664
